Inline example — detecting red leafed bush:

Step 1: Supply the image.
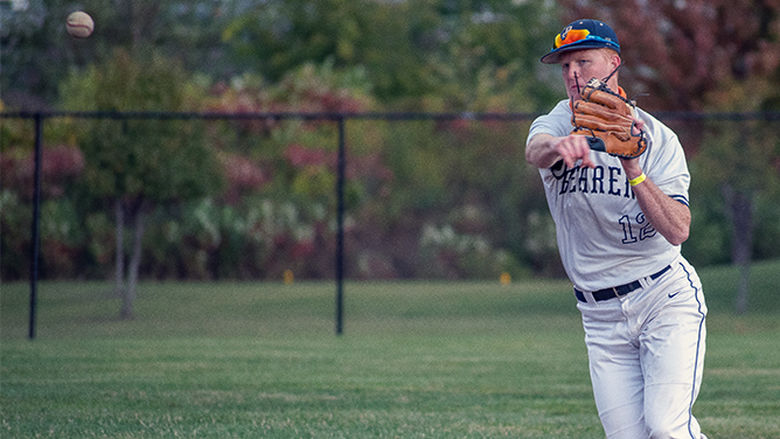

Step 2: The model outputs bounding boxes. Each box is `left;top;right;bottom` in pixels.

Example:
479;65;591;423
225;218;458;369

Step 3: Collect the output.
283;143;335;168
218;152;268;204
0;144;85;198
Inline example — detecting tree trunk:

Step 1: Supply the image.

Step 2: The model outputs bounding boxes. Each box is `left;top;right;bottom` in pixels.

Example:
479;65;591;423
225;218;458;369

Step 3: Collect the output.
114;199;125;297
723;184;754;314
120;202;146;320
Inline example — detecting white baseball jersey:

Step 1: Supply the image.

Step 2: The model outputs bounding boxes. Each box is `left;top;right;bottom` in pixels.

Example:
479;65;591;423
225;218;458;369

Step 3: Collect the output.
526;99;690;291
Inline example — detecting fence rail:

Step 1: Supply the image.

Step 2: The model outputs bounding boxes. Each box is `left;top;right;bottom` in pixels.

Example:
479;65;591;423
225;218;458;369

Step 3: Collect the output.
2;110;779;339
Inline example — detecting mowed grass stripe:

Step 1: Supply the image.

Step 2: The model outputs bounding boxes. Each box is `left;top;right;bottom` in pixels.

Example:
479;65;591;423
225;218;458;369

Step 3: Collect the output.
1;259;779;438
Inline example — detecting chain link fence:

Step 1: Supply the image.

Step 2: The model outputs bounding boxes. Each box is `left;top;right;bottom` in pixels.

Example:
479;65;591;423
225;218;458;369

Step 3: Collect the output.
2;110;779;289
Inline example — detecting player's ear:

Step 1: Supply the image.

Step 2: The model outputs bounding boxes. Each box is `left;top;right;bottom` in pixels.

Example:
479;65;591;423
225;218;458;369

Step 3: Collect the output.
601;50;622;84
611;54;622;71
603;50;620;70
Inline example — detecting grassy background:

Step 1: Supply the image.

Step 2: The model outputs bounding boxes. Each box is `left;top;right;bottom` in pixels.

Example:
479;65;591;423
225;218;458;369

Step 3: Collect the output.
1;260;779;438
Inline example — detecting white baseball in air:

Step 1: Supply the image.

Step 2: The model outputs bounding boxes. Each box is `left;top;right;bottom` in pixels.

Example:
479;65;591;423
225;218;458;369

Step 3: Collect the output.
66;11;94;38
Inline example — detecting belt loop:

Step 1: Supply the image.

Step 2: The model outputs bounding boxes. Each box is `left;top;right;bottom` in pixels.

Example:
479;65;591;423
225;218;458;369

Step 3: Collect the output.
649;265;672;281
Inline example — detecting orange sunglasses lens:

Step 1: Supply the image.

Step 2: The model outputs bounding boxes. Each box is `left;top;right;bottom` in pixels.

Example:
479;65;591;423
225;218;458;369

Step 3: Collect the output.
554;29;591;49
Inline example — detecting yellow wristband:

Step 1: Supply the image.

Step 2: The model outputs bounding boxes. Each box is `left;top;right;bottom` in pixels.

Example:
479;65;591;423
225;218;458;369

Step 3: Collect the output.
629;173;647;187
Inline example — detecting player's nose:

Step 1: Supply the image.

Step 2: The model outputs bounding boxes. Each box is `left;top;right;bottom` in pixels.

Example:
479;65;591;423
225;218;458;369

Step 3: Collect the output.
563;67;581;85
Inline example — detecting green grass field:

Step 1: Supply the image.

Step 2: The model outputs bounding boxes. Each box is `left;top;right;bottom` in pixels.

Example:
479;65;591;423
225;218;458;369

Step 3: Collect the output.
2;260;779;438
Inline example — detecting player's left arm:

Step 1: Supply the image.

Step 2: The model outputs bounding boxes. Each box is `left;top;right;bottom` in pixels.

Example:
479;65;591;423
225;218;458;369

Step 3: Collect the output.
620;158;690;245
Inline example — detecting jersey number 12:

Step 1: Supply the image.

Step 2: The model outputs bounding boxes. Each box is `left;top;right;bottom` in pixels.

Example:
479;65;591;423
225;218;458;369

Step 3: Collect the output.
619;212;657;244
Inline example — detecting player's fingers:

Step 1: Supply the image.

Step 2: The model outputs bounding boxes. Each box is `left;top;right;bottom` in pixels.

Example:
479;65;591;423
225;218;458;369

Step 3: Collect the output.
567;136;595;168
557;136;591;169
561;150;575;169
580;150;596;168
577;141;596;168
556;138;576;168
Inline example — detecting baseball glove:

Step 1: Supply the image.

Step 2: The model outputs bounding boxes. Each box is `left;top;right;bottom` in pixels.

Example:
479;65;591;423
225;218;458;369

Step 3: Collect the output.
571;78;648;159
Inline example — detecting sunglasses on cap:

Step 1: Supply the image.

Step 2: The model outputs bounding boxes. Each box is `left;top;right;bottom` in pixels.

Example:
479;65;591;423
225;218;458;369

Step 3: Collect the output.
553;28;620;51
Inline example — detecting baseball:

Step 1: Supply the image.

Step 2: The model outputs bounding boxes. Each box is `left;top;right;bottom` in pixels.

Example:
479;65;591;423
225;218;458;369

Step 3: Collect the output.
66;11;94;38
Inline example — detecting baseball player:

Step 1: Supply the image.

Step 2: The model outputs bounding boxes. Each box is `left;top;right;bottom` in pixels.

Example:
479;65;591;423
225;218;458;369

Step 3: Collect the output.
524;19;708;439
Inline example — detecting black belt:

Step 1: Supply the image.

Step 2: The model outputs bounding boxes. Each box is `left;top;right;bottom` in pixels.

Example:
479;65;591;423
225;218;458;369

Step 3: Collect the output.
575;265;671;303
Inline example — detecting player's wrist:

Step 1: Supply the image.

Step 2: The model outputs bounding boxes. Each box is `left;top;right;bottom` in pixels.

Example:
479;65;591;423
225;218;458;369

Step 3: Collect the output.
629;172;647;186
620;160;643;179
625;169;642;179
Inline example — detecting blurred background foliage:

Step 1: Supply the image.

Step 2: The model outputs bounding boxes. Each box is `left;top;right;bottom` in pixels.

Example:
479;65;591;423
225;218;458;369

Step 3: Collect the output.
1;0;779;284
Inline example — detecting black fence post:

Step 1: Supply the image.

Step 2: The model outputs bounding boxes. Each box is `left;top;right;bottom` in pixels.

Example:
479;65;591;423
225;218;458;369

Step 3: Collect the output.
335;115;346;335
29;113;43;340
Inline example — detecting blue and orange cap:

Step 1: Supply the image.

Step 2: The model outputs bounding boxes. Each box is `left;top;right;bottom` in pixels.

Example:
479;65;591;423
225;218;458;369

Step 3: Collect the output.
541;19;620;64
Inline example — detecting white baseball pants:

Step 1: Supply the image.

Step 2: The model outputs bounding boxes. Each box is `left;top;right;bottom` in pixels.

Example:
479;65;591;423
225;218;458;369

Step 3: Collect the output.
576;256;707;439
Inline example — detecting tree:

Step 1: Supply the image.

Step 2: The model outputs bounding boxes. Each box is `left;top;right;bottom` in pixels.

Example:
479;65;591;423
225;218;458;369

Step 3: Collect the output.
556;0;780;111
556;0;780;312
222;0;559;109
691;118;780;313
59;49;221;318
0;0;235;110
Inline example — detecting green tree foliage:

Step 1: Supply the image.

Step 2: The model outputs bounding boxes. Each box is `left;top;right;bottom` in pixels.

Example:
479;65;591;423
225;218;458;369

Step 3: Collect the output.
0;0;234;109
60;49;220;203
221;0;559;109
58;48;221;317
3;0;560;110
688;119;780;312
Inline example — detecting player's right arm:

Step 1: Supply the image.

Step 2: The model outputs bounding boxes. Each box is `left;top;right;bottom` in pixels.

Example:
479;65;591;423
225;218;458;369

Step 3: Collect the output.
525;133;595;169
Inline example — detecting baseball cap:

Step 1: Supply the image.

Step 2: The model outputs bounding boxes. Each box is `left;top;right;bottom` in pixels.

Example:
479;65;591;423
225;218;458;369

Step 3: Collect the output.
540;19;620;64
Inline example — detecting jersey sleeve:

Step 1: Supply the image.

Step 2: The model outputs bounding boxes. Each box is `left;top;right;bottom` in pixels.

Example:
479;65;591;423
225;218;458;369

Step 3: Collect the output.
639;110;691;206
526;100;572;145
